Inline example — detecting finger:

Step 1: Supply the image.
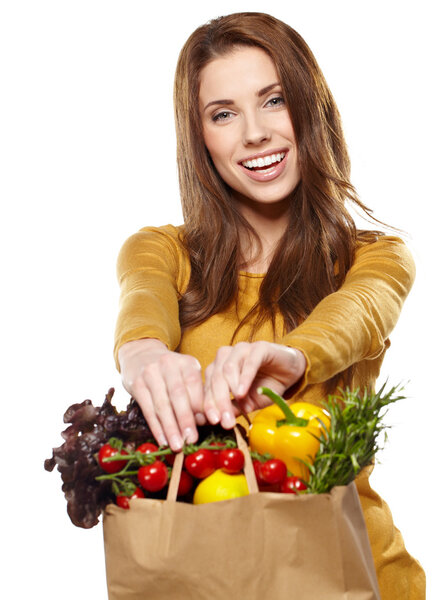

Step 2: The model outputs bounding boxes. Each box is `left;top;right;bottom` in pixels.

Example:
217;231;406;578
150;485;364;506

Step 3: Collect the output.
130;382;168;448
195;412;207;426
208;374;236;429
220;342;250;399
250;377;287;410
235;395;257;414
164;363;201;445
203;362;221;425
141;362;186;451
237;341;271;396
232;398;254;420
180;357;205;420
204;348;237;429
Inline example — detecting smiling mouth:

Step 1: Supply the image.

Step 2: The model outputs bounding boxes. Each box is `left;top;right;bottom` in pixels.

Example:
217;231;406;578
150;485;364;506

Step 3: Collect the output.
241;152;286;171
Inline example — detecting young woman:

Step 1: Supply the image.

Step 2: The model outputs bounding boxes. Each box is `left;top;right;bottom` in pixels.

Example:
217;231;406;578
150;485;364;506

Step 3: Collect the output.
114;12;425;598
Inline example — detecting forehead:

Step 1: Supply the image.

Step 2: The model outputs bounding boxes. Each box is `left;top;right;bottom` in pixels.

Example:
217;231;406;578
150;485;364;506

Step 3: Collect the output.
198;47;279;103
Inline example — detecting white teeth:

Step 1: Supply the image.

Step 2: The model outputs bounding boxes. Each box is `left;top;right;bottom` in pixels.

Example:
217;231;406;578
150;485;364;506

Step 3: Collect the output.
242;152;285;169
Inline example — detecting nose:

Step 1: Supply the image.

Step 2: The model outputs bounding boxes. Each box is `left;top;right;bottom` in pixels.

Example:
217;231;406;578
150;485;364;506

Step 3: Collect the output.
242;110;271;146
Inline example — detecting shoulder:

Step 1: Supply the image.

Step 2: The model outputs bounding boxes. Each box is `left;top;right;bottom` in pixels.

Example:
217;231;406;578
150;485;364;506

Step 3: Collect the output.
117;224;190;290
118;224;186;262
352;233;416;286
355;233;415;267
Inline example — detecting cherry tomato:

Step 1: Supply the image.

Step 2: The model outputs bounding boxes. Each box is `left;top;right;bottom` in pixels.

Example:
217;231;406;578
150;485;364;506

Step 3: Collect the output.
138;461;169;492
136;442;158;455
98;443;128;474
280;475;308;494
209;442;225;468
259;459;287;485
177;470;194;496
116;487;145;509
219;448;245;474
253;459;267;484
184;449;216;479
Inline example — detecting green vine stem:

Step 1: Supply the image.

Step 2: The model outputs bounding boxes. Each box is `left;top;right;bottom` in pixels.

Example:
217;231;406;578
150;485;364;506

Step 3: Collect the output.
101;438;237;466
95;435;238;491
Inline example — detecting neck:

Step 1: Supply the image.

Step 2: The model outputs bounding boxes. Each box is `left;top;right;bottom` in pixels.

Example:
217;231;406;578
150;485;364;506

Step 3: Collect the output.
233;195;291;273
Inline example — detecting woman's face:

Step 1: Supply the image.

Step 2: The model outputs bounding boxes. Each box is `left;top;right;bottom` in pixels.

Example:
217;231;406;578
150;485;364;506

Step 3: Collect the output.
199;46;300;213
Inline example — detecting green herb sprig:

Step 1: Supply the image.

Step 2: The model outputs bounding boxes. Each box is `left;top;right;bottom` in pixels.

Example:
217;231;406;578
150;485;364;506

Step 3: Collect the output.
305;382;405;494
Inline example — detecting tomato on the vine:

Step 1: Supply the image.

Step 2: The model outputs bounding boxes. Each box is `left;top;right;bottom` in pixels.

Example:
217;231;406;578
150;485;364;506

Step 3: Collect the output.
253;459;267;484
136;442;158;455
280;475;307;494
219;448;244;474
184;449;216;479
98;443;128;474
259;458;287;485
209;442;225;468
177;470;194;496
137;461;169;492
116;487;145;509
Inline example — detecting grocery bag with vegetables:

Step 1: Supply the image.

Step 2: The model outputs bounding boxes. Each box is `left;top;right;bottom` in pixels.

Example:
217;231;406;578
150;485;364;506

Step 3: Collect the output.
45;382;405;599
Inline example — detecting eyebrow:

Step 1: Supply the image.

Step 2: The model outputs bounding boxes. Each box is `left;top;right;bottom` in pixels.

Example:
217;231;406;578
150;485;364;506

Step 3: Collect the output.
203;82;280;111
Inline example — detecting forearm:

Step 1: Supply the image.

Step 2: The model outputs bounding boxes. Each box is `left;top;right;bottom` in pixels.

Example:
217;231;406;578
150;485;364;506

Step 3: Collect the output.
281;236;415;386
114;227;187;370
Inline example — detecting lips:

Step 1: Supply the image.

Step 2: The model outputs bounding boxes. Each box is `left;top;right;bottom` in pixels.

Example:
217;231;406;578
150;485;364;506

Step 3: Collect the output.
241;151;286;171
238;149;289;182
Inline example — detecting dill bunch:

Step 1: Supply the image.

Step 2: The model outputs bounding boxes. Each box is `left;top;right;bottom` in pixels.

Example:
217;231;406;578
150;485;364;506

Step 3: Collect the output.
305;382;405;494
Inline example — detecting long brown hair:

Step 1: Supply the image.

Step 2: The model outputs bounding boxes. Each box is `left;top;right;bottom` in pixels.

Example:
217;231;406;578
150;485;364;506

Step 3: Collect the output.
174;13;380;359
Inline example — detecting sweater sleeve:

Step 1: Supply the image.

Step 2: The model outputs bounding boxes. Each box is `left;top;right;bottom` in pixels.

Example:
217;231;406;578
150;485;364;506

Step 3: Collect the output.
113;225;190;371
281;236;416;390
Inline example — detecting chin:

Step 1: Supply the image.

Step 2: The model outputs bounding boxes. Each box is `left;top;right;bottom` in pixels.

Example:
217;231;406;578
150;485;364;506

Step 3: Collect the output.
243;186;296;205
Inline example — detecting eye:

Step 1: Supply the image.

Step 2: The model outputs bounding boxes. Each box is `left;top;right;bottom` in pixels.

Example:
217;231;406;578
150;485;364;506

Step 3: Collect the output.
265;96;285;108
212;110;234;123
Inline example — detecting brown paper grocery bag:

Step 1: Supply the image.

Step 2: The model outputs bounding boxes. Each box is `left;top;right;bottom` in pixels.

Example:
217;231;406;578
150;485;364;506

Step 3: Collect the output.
103;429;380;600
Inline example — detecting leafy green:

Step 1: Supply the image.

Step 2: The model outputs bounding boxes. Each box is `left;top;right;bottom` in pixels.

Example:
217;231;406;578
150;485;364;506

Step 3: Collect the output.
305;382;405;494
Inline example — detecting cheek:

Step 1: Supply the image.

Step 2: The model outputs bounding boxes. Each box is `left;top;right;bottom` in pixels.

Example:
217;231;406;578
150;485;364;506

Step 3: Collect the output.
203;128;232;167
273;111;297;145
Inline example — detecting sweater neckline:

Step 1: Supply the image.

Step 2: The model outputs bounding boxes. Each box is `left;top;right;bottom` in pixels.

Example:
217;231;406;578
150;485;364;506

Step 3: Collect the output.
238;271;266;278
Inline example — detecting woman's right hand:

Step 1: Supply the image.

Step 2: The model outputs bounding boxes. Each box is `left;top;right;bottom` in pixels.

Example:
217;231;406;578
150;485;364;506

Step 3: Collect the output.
118;339;205;451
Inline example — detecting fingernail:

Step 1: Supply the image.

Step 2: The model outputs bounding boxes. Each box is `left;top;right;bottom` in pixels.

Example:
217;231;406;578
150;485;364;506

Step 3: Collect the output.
159;434;168;447
183;428;196;444
207;408;220;424
195;412;206;426
222;411;236;428
170;435;183;451
237;384;246;397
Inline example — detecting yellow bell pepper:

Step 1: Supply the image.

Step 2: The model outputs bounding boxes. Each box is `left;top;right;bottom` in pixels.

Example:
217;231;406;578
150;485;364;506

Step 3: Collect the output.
249;387;330;481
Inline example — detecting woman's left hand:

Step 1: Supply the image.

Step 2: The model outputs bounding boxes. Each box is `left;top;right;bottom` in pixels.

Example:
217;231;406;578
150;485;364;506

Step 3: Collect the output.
203;341;307;428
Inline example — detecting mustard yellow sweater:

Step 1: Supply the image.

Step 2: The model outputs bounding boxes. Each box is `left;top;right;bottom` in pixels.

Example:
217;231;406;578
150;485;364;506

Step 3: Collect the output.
114;224;425;599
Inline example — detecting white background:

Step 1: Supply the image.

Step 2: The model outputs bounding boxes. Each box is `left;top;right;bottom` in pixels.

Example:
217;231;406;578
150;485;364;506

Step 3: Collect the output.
1;0;442;597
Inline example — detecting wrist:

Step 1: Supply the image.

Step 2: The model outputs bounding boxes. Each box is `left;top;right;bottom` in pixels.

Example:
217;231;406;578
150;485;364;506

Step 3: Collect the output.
118;338;169;364
281;346;306;381
283;346;308;400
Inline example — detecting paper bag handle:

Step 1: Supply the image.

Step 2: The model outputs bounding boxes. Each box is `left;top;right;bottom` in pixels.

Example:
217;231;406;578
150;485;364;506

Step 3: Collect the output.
166;425;259;502
166;449;184;502
234;425;259;495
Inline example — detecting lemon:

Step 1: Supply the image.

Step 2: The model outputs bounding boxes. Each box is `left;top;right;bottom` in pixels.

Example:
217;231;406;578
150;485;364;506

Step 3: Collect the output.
193;468;249;504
